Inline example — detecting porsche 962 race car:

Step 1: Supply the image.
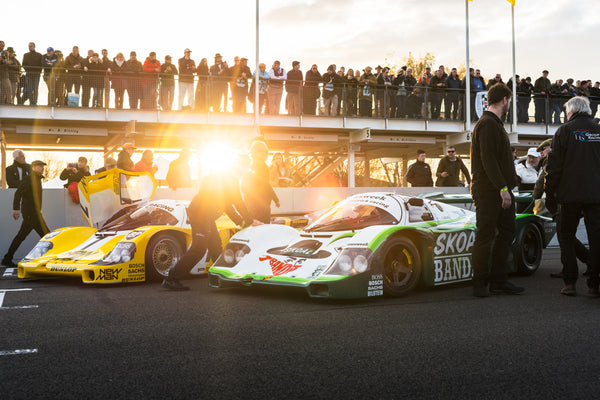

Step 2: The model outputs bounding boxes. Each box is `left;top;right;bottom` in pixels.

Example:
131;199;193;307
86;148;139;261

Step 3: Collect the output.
18;169;238;284
209;192;556;299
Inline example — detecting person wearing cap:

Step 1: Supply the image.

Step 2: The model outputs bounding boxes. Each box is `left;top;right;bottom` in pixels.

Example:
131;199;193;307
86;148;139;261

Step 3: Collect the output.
545;96;600;296
21;42;42;105
209;53;229;112
470;83;524;297
41;47;58;105
250;62;270;114
5;47;21;104
358;66;377;117
229;57;252;113
515;147;542;192
2;160;50;268
178;48;196;110
534;70;552;123
268;60;286;115
126;51;143;109
117;143;136;171
322;65;342;116
95;157;118;174
286;61;303;115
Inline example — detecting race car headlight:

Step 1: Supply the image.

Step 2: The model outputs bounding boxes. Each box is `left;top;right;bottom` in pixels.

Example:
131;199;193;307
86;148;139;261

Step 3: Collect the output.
91;242;136;266
22;241;54;261
326;248;373;276
215;243;250;268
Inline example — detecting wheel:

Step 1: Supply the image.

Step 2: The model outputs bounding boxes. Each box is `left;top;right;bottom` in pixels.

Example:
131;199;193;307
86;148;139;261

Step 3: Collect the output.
379;237;422;296
145;233;185;282
515;223;542;275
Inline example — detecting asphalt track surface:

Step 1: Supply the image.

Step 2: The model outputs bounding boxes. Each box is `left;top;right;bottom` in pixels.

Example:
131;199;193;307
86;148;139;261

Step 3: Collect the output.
1;248;598;400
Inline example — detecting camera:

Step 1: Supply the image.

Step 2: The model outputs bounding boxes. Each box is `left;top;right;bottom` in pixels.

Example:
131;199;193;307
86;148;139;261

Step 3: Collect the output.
68;162;77;169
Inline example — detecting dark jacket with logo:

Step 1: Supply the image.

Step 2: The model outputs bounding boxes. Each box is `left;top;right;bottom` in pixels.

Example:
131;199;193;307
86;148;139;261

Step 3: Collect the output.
470;110;517;192
6;161;31;189
406;160;433;187
545;112;600;204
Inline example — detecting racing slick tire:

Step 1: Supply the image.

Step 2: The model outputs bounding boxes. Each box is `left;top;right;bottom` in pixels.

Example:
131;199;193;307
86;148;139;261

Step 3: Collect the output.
379;236;422;296
145;233;185;282
515;223;543;275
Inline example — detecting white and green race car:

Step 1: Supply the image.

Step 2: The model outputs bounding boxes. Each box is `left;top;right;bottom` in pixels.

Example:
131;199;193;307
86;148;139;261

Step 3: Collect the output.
208;192;555;299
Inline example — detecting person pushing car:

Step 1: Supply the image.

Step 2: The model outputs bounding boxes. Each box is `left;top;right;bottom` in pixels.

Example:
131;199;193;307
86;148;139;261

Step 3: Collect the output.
162;170;262;291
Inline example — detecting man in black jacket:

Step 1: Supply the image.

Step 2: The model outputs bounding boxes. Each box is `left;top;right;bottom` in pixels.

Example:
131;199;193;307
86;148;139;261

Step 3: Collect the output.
162;170;261;291
470;83;523;297
6;149;30;188
117;143;136;171
534;70;552;123
59;156;90;187
436;146;471;187
545;96;600;297
405;150;433;187
2;160;50;268
21;42;42;105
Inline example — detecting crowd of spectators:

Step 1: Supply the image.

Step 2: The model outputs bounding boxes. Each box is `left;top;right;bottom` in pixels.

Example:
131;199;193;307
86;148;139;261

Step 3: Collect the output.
2;41;599;122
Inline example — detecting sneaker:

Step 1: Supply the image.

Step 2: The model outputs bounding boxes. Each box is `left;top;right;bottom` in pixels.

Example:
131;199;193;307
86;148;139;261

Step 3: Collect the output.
162;278;190;291
560;284;576;296
490;281;525;295
473;282;490;298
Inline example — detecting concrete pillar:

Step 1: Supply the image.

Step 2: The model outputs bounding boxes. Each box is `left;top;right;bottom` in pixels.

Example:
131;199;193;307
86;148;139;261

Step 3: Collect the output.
1;132;6;189
402;157;408;187
364;154;370;187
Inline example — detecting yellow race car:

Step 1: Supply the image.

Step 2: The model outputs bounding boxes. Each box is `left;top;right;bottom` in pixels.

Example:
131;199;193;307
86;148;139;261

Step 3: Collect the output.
18;169;238;284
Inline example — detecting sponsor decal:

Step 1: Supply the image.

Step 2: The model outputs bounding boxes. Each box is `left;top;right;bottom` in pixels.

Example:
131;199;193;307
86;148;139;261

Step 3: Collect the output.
573;130;600;142
49;266;77;272
232;238;250;243
128;263;145;275
367;273;384;296
310;265;327;279
258;255;304;276
96;268;122;281
147;203;175;213
433;231;475;284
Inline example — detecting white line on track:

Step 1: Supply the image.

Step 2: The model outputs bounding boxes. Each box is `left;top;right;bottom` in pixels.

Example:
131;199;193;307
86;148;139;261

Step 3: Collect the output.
0;288;35;309
3;268;16;277
0;349;38;356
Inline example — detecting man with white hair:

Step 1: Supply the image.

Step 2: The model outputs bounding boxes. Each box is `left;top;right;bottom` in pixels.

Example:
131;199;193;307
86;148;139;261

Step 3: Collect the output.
515;147;541;191
545;96;600;297
6;149;30;188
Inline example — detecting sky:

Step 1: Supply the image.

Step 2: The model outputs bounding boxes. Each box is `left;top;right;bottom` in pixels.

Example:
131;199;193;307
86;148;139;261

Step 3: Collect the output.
3;0;600;83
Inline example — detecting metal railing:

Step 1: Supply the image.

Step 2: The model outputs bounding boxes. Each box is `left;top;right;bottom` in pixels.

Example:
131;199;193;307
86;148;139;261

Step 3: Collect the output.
1;66;598;125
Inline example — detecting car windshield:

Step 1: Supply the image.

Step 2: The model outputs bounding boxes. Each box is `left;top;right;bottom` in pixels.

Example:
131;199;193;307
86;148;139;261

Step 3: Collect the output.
304;202;397;232
100;204;179;231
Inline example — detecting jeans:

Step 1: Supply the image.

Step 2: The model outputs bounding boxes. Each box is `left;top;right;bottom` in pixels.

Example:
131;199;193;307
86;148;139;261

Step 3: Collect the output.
179;81;195;110
323;95;338;116
550;101;562;124
557;203;600;287
471;189;516;284
22;74;40;105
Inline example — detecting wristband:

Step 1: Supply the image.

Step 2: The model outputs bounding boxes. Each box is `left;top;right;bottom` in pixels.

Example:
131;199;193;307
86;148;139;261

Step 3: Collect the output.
500;186;508;192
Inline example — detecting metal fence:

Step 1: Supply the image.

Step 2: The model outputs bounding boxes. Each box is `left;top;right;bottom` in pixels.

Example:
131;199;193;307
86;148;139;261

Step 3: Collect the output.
1;66;598;124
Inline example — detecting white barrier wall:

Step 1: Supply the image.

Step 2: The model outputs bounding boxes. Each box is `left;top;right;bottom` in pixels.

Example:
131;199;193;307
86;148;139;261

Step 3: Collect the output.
3;186;575;262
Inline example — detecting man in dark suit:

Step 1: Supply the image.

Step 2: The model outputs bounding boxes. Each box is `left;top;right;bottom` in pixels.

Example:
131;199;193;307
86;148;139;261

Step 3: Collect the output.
2;160;50;268
6;149;30;188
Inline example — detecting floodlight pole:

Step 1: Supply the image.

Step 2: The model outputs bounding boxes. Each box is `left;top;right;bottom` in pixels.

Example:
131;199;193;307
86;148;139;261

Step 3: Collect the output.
255;0;260;130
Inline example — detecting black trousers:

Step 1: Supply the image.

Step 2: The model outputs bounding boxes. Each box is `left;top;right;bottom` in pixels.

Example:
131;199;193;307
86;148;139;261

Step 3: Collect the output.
471;190;516;284
4;213;50;261
168;222;222;280
557;203;600;287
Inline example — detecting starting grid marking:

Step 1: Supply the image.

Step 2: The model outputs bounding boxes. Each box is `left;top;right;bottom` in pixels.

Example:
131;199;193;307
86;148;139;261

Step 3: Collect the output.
0;288;39;356
3;268;17;278
0;349;38;356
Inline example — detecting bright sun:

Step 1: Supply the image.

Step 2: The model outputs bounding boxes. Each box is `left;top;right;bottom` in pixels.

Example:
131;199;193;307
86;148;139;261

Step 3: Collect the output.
200;143;240;176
